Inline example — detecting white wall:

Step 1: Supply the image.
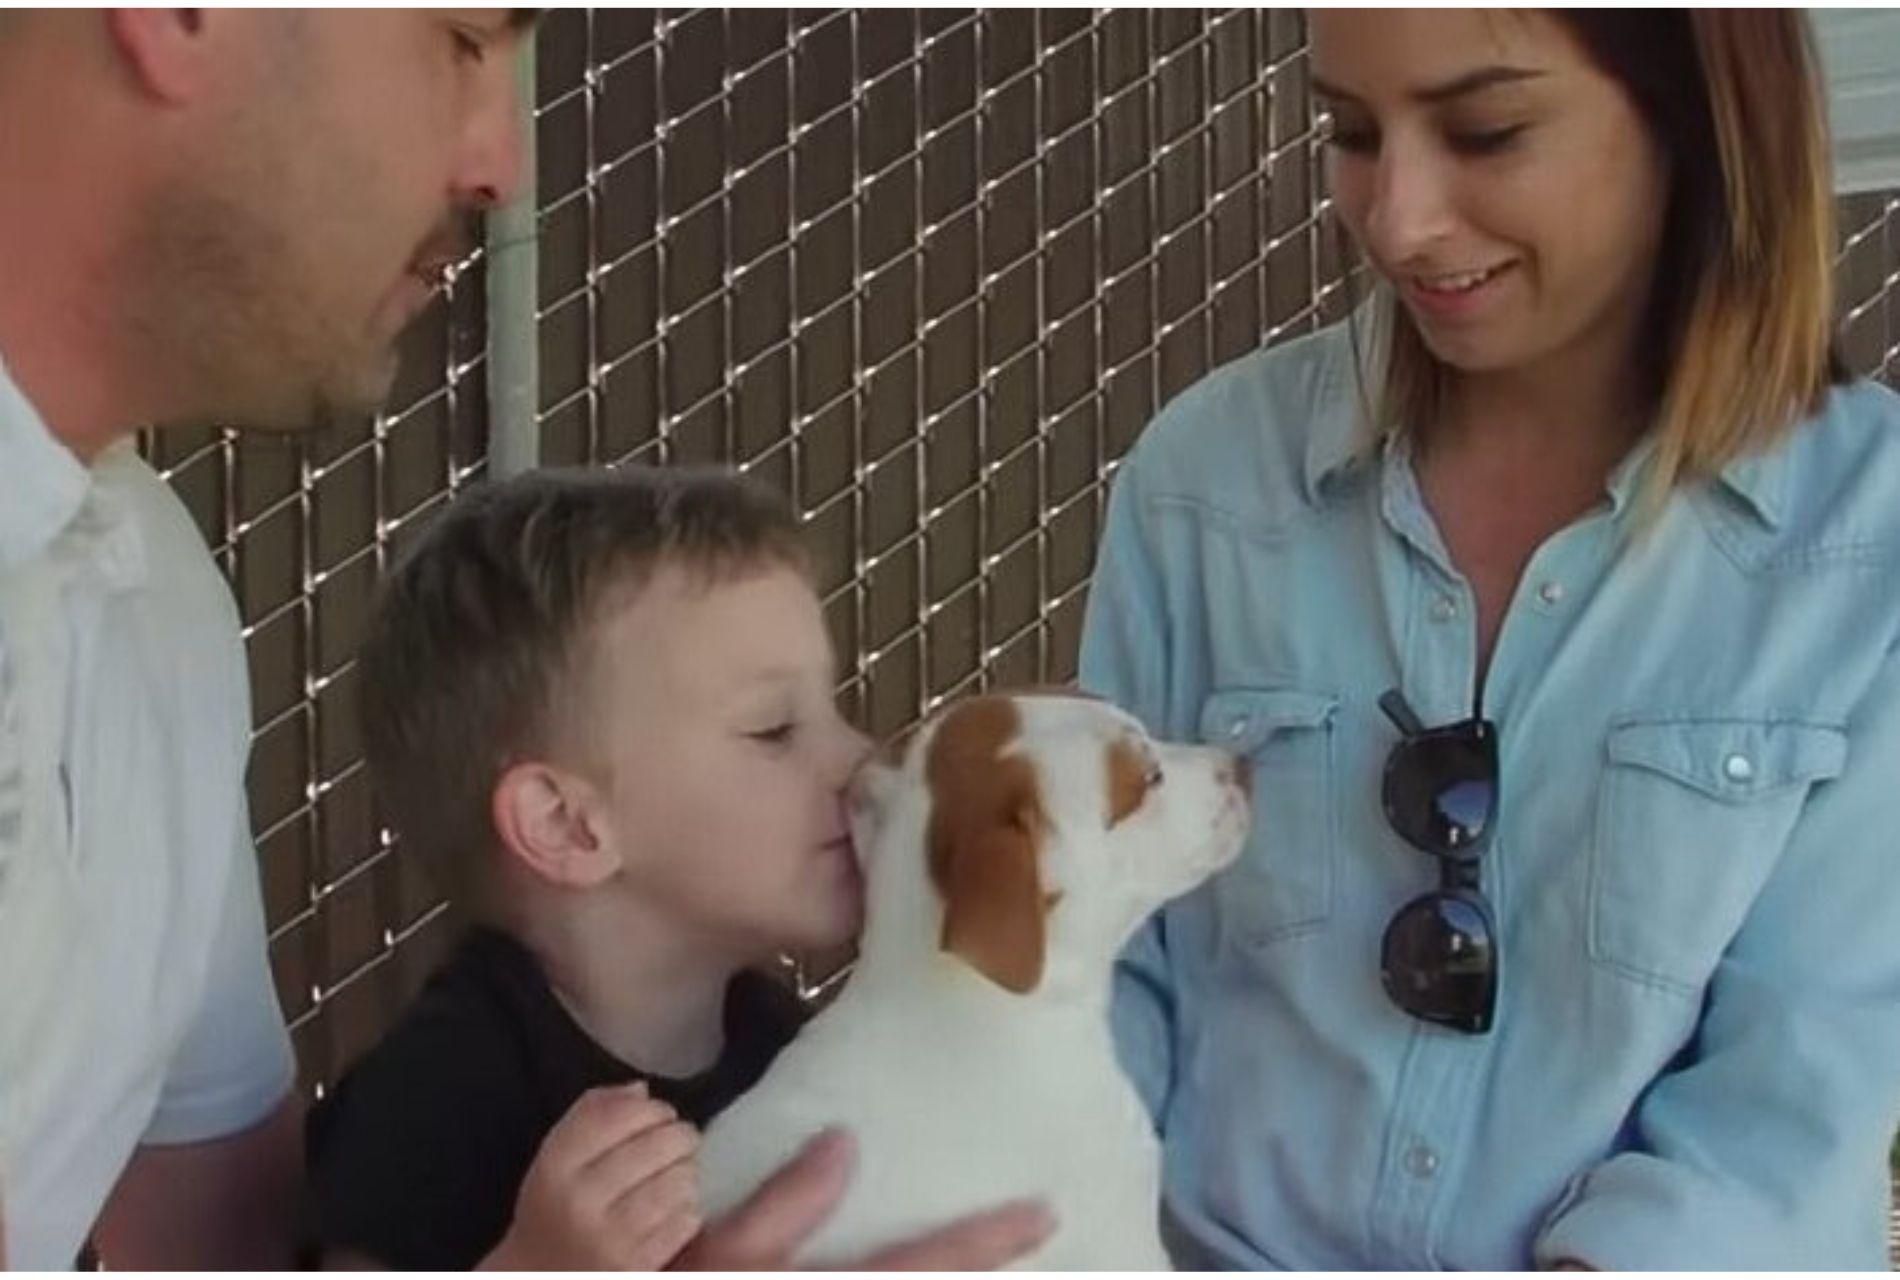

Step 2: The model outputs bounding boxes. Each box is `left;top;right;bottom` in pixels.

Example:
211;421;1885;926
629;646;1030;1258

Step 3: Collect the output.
1816;8;1900;194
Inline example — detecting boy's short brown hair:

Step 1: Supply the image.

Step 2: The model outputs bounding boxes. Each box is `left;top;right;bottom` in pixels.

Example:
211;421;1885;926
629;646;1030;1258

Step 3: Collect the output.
357;465;810;907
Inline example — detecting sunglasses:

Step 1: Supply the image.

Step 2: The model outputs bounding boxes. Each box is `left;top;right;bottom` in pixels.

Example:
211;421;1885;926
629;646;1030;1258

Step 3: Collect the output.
1377;688;1499;1034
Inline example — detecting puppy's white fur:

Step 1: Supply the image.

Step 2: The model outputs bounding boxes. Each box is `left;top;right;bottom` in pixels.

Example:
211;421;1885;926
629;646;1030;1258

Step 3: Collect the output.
699;693;1249;1269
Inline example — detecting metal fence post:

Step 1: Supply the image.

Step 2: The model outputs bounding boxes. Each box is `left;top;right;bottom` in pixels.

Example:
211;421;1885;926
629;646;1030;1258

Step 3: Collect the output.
486;30;539;479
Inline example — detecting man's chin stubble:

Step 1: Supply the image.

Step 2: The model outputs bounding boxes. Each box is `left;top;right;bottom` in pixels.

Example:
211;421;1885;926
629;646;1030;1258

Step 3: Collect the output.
164;350;400;439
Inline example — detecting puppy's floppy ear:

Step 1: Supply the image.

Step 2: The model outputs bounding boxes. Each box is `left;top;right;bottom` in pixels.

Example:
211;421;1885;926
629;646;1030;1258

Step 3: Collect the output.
926;696;1050;994
938;802;1045;994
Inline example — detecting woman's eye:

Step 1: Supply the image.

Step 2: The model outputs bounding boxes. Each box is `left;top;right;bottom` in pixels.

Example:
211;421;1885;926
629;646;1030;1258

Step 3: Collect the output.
1324;124;1378;155
749;723;796;746
1449;124;1528;156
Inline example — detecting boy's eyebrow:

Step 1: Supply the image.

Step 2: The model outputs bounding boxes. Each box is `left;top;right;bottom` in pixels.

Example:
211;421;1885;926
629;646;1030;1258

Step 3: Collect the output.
732;662;837;690
1312;65;1546;108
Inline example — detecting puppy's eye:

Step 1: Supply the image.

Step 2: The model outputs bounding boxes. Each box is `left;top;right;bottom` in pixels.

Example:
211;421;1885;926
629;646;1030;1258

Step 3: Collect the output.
1145;763;1165;788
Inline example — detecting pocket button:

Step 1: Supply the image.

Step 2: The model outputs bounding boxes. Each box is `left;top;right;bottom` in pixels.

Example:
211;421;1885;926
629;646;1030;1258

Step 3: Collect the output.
1404;1144;1439;1179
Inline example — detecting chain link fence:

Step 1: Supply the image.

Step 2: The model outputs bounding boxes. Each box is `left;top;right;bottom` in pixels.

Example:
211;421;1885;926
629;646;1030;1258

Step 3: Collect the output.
140;10;1900;1252
143;246;494;1087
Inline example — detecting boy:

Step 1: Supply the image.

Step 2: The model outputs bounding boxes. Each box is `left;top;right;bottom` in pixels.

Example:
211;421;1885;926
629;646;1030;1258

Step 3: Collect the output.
306;466;1048;1269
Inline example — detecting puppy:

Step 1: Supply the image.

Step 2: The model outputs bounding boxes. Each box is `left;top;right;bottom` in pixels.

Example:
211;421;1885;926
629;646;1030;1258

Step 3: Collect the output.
699;691;1249;1268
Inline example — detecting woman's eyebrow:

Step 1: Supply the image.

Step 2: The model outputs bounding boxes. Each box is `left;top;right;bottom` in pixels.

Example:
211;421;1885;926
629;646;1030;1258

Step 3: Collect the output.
1312;65;1547;108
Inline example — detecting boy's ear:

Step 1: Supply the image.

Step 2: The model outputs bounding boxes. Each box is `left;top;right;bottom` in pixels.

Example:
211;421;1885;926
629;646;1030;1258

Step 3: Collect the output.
106;9;226;106
492;761;621;889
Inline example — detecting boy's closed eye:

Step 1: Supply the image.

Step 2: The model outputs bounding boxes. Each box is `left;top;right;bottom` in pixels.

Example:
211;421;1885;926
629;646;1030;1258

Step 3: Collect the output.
747;721;797;747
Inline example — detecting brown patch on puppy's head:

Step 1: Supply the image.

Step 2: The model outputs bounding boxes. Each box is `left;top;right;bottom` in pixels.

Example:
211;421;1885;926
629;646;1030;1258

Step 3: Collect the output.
1105;737;1153;828
926;695;1049;994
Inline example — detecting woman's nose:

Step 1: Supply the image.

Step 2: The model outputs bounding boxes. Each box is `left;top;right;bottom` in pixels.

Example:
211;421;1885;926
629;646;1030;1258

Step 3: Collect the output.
1364;141;1458;266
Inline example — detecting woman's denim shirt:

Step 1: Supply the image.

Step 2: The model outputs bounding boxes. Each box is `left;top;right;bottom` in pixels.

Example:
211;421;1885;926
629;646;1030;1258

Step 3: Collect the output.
1078;320;1900;1269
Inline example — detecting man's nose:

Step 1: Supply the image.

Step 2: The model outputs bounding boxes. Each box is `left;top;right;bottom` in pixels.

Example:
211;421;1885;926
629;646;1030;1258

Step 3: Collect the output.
456;66;529;210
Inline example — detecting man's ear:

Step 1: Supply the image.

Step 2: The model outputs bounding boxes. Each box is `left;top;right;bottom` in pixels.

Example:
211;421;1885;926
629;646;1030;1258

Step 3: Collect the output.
106;9;226;105
491;760;621;890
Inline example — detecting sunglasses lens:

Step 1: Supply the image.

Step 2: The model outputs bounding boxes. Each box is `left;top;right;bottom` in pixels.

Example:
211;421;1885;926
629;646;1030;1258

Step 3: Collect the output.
1380;888;1497;1033
1436;777;1492;837
1383;724;1497;856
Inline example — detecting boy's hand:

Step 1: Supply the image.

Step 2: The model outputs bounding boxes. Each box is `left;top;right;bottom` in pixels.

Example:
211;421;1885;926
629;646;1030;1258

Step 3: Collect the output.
672;1130;1055;1271
482;1082;700;1271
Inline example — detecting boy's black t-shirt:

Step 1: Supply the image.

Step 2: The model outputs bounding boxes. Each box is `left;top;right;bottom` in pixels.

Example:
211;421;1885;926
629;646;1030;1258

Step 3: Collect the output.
305;926;808;1270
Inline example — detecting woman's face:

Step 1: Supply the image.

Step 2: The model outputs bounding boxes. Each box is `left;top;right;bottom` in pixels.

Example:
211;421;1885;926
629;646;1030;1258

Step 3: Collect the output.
1311;9;1670;382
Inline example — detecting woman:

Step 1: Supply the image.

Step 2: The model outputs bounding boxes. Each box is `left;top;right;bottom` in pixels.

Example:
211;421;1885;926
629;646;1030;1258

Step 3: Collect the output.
1079;10;1900;1269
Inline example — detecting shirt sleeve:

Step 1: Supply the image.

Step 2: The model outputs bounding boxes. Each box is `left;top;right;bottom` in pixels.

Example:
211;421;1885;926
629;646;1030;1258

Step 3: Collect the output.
1536;643;1900;1269
1078;441;1179;1131
142;796;296;1145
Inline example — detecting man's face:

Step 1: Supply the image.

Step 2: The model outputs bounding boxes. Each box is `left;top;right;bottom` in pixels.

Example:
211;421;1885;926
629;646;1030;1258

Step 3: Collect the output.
141;10;527;430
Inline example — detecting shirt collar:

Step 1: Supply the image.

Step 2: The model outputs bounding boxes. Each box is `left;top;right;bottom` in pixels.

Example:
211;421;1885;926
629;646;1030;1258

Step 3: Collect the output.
0;353;147;591
1300;315;1384;505
1301;308;1791;532
1602;434;1789;530
0;351;91;575
1712;448;1789;530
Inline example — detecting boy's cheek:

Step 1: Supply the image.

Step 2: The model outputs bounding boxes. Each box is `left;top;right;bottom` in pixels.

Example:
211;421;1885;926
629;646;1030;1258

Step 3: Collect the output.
799;853;866;949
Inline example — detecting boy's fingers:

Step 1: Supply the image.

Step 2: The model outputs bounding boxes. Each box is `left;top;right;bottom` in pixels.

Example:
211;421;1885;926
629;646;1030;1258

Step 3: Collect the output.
608;1158;698;1237
845;1199;1056;1271
677;1130;853;1267
541;1083;675;1171
632;1207;703;1271
590;1125;697;1206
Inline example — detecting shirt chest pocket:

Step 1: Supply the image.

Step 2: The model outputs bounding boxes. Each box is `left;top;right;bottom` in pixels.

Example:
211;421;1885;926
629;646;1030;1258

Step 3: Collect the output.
1199;688;1339;952
1590;717;1847;996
